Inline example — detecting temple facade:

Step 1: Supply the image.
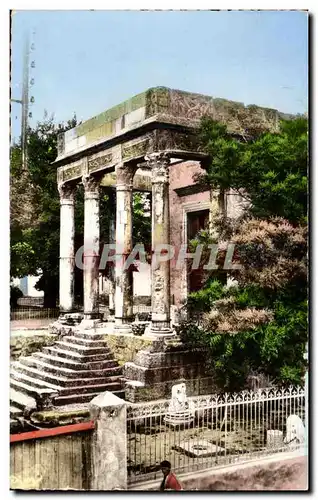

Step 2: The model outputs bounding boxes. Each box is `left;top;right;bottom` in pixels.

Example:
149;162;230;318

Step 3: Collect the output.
55;86;285;335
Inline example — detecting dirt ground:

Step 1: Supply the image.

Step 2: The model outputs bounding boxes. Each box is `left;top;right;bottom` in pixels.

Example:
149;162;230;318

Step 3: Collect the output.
181;456;308;491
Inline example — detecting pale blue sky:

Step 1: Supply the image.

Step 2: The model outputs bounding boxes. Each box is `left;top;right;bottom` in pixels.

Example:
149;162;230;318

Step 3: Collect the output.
10;10;308;140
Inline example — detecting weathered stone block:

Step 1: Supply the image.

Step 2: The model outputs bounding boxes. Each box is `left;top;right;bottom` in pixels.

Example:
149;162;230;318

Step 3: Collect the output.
10;332;58;361
124;361;207;385
103;333;152;366
89;392;127;490
125;376;216;403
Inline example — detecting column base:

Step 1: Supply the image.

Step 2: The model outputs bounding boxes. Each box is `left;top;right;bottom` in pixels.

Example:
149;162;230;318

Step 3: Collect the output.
49;312;84;336
79;317;102;331
145;327;175;339
146;320;175;339
83;312;103;320
114;318;133;335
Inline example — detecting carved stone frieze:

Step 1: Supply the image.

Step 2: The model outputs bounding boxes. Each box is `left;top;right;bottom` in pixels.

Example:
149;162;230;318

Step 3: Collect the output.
146;87;170;117
156;129;199;153
63;163;83;181
122;138;150;161
88;153;113;172
169;89;215;121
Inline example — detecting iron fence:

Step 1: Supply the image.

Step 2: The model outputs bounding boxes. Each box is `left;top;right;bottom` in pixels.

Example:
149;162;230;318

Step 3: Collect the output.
11;304;151;322
10;308;60;321
127;386;306;484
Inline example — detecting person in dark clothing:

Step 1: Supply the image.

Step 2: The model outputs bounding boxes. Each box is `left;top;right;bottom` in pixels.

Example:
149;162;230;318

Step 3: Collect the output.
159;461;182;491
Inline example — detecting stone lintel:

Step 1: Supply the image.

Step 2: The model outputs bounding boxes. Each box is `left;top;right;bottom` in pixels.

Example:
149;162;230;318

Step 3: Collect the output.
175;183;211;197
100;171;151;192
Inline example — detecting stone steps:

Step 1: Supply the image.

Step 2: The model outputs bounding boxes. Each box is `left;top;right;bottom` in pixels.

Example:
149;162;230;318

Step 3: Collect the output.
43;345;112;362
13;361;122;388
55;340;110;355
11;367;121;397
10;386;42;411
73;331;106;340
54;389;125;406
10;418;21;432
10;330;124;415
63;336;109;348
10;405;23;418
19;355;121;379
33;352;117;371
11;368;62;391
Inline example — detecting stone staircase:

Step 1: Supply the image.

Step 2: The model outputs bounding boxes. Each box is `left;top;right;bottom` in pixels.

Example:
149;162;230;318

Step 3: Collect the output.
10;330;124;425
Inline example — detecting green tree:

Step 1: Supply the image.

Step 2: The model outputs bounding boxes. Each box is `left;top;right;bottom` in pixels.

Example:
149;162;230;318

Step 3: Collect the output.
197;116;308;224
179;116;308;391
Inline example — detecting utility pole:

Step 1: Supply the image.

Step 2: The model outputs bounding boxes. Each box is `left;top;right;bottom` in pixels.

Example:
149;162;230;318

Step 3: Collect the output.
10;28;35;173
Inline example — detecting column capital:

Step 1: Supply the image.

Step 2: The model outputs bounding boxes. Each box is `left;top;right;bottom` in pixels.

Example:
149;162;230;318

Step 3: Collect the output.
82;173;101;199
115;163;137;190
58;182;75;204
145;152;170;183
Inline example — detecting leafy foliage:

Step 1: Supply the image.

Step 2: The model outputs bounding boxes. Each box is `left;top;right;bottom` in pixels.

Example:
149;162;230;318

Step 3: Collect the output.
179;116;308;391
10;285;23;308
197;116;308;224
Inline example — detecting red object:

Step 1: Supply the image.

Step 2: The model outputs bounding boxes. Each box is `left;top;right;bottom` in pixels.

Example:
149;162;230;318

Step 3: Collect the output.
10;421;95;443
165;472;182;491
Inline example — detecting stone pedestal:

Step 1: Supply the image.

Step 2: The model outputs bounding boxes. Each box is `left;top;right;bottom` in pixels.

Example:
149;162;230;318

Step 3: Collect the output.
89;392;127;491
164;383;195;427
123;339;216;402
50;312;83;336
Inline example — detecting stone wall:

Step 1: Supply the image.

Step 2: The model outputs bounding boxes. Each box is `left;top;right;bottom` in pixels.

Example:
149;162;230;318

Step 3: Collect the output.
169;160;211;308
104;333;152;366
123;340;217;402
10;331;58;361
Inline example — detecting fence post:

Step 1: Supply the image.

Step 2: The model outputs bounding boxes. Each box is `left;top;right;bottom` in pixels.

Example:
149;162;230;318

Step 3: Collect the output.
304;343;308;454
89;392;127;491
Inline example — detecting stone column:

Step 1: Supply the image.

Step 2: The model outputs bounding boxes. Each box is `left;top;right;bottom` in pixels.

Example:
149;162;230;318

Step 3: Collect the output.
108;189;116;316
146;152;174;337
58;182;75;313
114;164;136;333
82;173;101;320
89;392;127;490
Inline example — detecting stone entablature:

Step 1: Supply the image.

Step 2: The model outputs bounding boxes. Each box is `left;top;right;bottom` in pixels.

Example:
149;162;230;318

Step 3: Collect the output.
55;86;291;177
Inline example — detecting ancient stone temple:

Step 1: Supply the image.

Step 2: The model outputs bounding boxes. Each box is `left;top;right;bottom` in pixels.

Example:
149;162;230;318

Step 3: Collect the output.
10;87;288;424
